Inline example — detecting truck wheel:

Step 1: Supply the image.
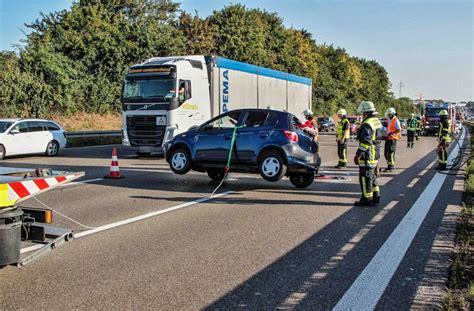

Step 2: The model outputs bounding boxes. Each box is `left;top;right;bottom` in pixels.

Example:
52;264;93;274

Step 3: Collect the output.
207;169;226;181
0;144;5;160
259;152;287;182
169;148;191;174
289;172;315;188
45;141;59;157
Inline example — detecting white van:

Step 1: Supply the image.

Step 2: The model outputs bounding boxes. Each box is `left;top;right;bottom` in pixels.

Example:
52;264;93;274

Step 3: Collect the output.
0;119;67;160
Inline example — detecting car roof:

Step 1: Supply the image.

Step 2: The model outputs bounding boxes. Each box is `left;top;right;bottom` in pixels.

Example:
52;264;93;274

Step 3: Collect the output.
0;118;55;123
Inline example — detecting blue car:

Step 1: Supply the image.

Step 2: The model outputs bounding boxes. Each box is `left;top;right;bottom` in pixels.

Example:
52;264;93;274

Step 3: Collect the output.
165;109;321;188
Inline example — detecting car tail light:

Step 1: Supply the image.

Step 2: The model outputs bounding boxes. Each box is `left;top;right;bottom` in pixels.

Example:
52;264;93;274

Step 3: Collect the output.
284;131;299;143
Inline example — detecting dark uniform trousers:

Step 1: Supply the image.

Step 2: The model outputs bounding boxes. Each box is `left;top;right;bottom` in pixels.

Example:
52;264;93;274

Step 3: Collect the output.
359;165;380;201
384;139;397;167
407;131;415;148
337;141;348;165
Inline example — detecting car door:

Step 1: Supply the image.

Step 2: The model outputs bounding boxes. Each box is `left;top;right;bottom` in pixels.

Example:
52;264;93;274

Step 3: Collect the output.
26;121;47;153
6;122;30;155
194;111;243;164
235;111;276;163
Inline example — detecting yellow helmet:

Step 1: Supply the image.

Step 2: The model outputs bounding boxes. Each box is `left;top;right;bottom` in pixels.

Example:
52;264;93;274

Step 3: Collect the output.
439;109;448;116
357;101;376;113
337;109;347;116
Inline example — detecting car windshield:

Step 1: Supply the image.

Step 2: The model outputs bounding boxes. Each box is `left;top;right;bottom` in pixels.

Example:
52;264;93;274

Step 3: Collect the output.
123;78;176;102
0;121;13;133
425;108;445;117
319;118;329;122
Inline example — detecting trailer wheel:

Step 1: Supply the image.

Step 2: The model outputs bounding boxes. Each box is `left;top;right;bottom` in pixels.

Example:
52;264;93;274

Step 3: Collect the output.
169;148;191;174
0;144;5;160
46;141;59;157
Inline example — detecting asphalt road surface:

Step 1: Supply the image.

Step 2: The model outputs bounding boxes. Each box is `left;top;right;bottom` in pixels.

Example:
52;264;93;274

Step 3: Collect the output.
0;131;467;310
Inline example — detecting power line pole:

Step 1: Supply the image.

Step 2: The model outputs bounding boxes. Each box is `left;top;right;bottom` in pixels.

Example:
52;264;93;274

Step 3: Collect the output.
398;81;404;98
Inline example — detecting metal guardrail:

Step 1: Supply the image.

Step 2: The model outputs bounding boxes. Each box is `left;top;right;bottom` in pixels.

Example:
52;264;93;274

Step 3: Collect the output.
65;130;122;138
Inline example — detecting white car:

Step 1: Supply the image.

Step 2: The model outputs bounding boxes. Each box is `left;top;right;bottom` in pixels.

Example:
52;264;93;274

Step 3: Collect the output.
0;119;67;160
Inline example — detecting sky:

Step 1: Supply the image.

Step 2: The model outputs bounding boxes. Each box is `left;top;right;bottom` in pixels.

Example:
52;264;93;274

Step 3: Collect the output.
0;0;472;102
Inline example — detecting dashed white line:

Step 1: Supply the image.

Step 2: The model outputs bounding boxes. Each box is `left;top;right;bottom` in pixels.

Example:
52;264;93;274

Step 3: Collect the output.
333;128;466;310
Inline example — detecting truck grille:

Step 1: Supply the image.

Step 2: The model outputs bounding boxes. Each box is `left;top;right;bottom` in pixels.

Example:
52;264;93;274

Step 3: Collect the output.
127;116;165;146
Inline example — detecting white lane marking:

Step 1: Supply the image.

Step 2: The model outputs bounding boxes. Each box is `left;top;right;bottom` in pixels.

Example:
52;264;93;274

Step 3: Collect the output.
59;178;104;187
407;177;420;188
333;129;466;311
21;191;234;254
279;201;398;309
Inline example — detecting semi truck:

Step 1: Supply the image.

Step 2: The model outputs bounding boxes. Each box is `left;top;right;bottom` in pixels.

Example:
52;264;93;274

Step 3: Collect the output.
121;55;312;156
421;102;455;136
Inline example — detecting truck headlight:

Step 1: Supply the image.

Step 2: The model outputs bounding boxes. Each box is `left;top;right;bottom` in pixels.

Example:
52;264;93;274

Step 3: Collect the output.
163;128;175;143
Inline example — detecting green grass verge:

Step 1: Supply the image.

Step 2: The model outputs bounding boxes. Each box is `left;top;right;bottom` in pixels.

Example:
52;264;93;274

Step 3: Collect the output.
443;123;474;310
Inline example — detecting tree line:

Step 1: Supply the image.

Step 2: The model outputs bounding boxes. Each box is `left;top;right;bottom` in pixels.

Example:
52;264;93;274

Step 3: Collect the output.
0;0;415;118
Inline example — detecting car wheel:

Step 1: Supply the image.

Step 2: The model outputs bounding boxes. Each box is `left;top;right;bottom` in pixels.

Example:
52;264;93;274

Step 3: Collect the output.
46;140;59;157
207;168;226;181
259;152;287;182
0;144;5;160
169;148;191;174
289;172;315;188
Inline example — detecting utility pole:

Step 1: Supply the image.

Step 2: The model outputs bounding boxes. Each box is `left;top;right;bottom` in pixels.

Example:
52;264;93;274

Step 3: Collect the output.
398;81;404;98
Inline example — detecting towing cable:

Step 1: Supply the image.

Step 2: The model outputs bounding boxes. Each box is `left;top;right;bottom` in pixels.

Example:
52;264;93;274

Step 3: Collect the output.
210;125;244;198
437;127;470;175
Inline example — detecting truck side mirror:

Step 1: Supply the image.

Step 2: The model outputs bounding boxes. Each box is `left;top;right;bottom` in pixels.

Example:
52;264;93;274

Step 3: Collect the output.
10;129;19;135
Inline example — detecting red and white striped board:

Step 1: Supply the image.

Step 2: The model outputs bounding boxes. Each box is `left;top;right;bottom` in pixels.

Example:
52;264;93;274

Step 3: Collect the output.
3;172;84;206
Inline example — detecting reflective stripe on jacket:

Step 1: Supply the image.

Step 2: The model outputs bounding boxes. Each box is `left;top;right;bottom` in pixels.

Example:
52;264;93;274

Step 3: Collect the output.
357;117;382;168
336;118;350;140
388;116;401;140
438;119;452;143
407;118;417;131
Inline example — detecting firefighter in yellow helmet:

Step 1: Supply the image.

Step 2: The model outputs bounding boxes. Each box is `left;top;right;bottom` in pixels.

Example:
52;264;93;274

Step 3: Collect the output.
354;101;383;206
437;109;452;170
335;108;350;168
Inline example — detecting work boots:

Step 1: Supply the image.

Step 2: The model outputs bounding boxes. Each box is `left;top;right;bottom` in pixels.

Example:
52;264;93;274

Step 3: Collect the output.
373;193;381;205
354;198;374;207
437;163;447;171
335;164;347;169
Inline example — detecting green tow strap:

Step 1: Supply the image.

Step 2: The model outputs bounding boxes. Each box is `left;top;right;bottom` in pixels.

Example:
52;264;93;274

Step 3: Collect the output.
225;125;244;174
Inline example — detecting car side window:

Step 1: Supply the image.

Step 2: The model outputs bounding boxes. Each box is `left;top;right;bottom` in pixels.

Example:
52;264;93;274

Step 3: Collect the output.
244;111;270;128
205;112;241;130
12;122;28;133
44;122;60;131
27;121;44;132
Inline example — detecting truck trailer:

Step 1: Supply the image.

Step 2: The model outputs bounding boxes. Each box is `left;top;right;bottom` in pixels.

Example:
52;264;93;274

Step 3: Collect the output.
121;55;312;156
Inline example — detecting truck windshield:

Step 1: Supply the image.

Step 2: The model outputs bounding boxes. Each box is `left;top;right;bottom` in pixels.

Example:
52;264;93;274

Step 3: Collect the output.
0;121;13;133
425;108;445;117
123;79;176;102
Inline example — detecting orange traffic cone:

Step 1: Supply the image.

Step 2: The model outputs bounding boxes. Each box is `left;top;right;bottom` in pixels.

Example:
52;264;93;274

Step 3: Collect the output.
105;148;124;179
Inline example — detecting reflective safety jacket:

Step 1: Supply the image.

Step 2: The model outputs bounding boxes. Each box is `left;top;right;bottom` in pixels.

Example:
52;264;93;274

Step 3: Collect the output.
407;118;418;131
336;118;350;140
357;117;382;168
438;119;452;143
387;116;401;140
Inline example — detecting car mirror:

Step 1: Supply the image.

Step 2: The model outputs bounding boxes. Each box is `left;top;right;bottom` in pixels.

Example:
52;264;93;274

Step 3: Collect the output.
201;124;213;131
188;125;199;132
10;129;19;135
